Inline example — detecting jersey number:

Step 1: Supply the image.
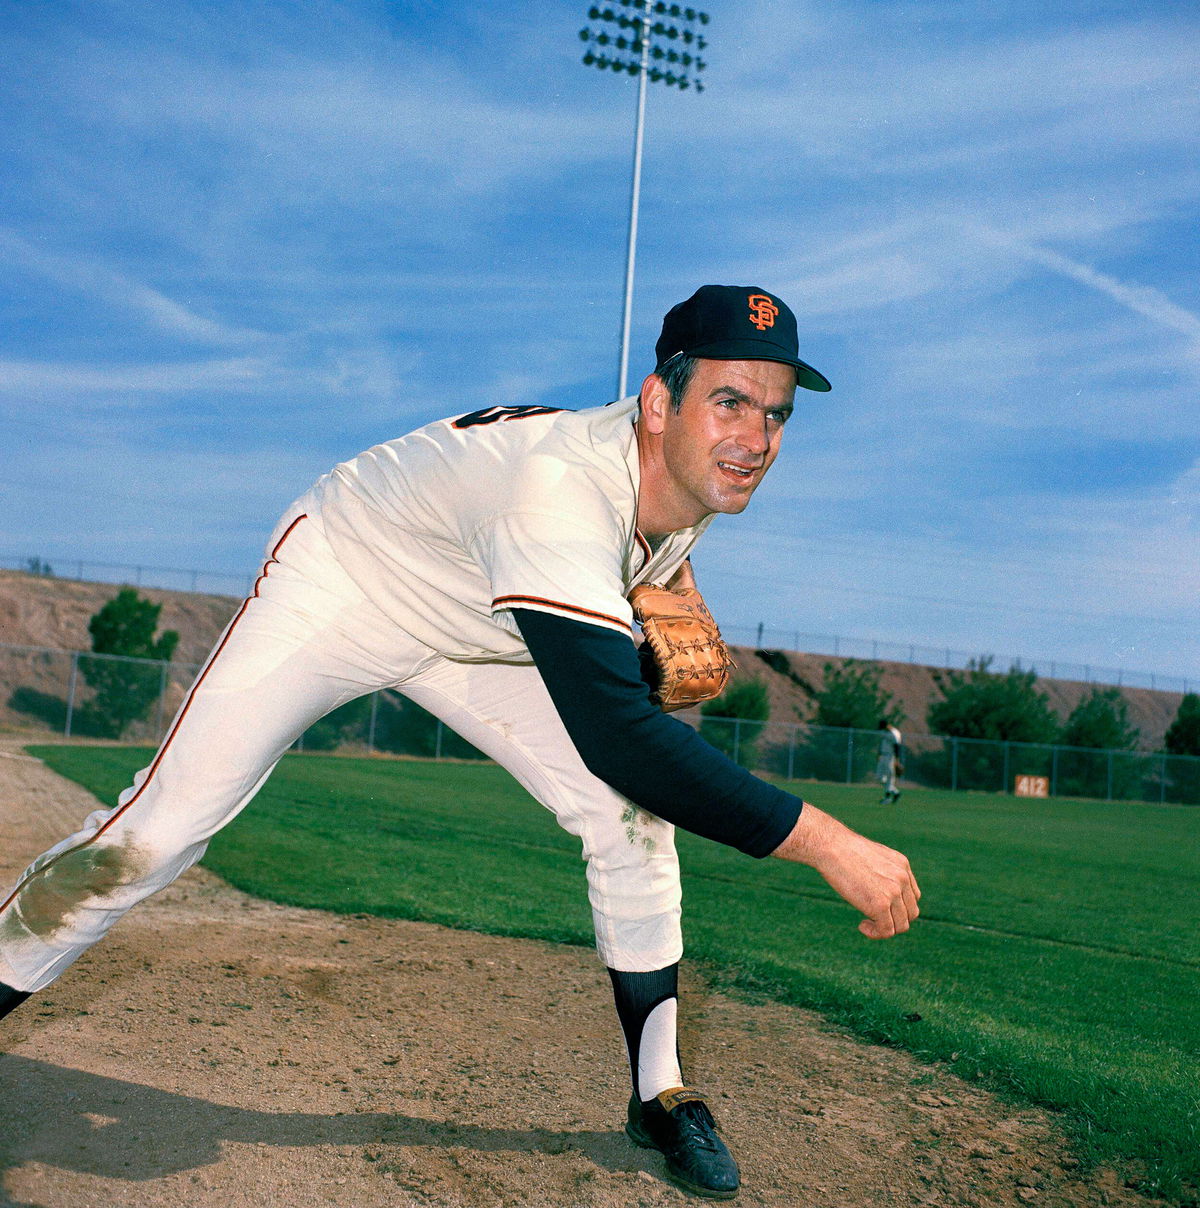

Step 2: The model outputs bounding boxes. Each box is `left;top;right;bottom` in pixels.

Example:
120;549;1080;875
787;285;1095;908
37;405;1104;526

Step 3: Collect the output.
452;405;564;429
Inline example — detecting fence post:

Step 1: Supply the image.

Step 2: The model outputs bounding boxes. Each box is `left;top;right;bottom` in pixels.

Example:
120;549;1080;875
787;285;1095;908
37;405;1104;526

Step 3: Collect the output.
1002;742;1010;794
951;737;959;792
787;726;796;780
64;651;79;737
845;729;854;784
1107;750;1114;802
155;661;169;739
733;718;742;766
435;719;444;761
368;692;379;751
1160;753;1166;805
1051;745;1059;797
755;622;763;645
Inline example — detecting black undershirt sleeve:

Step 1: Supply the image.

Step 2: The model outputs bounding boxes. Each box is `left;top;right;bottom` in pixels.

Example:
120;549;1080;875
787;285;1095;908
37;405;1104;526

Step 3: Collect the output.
512;607;802;858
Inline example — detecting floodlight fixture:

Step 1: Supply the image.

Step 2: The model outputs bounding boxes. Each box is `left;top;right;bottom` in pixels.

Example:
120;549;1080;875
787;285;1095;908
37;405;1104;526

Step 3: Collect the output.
579;0;710;397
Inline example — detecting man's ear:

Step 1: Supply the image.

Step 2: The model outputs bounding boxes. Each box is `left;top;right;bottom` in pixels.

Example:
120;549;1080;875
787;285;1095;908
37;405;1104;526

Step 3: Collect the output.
639;373;671;436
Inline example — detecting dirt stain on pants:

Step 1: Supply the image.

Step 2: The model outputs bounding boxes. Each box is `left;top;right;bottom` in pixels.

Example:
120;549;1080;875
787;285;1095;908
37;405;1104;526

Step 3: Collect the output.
2;838;147;941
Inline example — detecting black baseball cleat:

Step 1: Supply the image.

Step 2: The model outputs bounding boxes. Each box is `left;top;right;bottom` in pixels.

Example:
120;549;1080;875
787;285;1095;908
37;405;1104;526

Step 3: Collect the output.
626;1087;740;1199
0;981;31;1021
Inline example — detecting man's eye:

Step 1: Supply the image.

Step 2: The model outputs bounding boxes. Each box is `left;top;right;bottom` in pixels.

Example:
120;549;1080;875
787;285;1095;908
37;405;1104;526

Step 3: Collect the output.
768;410;790;424
716;397;738;409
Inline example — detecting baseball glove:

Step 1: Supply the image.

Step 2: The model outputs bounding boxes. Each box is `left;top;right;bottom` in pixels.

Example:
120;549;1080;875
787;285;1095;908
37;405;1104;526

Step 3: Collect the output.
629;582;734;712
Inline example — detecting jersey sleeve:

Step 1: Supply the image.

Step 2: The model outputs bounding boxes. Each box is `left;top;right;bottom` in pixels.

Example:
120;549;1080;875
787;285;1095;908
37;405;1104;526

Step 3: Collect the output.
512;607;803;857
475;509;634;639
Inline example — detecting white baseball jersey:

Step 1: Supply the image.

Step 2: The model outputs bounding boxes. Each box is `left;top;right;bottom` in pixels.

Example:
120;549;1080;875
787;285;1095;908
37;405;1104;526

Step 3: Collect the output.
312;398;713;661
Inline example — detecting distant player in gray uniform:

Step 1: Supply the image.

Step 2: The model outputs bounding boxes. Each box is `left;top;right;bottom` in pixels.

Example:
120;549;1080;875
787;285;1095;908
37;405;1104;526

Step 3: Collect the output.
0;285;920;1199
877;721;903;804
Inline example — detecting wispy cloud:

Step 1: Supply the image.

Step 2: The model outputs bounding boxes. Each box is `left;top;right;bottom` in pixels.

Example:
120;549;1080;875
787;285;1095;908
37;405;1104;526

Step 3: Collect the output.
0;357;273;395
0;229;263;345
971;226;1200;346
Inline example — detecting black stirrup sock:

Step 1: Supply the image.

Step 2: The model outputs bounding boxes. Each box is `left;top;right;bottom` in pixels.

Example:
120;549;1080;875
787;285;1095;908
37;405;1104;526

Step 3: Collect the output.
0;982;31;1021
608;964;683;1101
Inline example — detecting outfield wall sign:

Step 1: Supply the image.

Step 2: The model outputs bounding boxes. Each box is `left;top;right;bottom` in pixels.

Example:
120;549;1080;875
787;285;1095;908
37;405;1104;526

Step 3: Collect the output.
1015;775;1049;798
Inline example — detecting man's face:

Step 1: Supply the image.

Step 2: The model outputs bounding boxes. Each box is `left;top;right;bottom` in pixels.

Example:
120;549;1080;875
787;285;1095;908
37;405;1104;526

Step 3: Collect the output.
656;358;796;522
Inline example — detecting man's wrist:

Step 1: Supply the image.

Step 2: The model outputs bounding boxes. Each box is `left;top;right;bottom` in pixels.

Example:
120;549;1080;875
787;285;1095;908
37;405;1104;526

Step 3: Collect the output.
771;801;832;865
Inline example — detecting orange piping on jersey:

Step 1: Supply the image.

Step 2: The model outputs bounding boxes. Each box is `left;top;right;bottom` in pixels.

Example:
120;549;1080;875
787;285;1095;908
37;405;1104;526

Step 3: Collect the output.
0;514;310;919
633;530;652;568
493;594;632;633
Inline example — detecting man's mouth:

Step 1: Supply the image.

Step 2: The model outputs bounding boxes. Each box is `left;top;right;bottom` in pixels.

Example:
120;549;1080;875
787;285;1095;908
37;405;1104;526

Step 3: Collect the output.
717;460;757;479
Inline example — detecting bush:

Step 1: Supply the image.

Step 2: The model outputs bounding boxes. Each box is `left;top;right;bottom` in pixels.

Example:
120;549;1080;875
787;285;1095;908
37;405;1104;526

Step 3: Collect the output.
1165;694;1200;757
700;678;770;769
80;588;179;738
1057;688;1141;800
800;661;903;783
924;659;1058;790
813;659;904;730
1163;695;1200;803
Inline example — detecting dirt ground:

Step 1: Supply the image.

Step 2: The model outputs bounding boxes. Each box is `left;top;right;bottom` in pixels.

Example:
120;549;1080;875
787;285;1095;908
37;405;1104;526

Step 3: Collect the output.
0;742;1163;1208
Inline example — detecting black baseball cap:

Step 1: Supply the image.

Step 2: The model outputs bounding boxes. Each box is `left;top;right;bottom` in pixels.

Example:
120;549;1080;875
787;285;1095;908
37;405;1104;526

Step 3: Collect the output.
654;284;831;392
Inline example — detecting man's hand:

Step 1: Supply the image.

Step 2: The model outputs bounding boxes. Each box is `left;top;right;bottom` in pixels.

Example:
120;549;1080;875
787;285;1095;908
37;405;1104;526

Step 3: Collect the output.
772;803;920;938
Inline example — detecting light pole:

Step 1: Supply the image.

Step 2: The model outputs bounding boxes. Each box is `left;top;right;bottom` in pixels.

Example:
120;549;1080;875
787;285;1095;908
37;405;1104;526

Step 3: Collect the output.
579;2;709;398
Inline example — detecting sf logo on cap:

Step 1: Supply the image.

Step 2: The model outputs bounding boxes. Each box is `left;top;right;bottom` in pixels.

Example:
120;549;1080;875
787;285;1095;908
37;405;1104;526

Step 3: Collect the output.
747;294;779;331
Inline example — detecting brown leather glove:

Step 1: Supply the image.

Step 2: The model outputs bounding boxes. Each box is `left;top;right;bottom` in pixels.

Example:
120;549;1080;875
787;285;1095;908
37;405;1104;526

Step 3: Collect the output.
629;583;735;712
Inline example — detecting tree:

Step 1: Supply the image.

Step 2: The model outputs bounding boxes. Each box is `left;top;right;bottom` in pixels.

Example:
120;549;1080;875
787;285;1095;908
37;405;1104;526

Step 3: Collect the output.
1163;694;1200;805
803;660;903;783
1164;694;1200;756
700;677;770;769
1061;687;1139;751
1058;687;1141;800
927;658;1058;743
813;659;904;730
926;658;1058;791
81;588;180;738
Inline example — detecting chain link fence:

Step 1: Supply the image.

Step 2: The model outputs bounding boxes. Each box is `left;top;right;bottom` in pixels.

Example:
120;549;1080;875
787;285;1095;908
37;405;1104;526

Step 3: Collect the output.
718;624;1194;695
5;555;1192;696
2;641;1197;804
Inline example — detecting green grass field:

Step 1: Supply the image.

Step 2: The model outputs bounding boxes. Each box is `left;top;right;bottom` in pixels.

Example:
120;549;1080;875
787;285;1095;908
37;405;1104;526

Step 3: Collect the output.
29;745;1200;1202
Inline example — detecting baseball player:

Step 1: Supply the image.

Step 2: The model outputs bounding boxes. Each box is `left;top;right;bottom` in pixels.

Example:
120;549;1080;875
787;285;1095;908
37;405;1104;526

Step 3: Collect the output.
0;285;920;1199
877;721;904;804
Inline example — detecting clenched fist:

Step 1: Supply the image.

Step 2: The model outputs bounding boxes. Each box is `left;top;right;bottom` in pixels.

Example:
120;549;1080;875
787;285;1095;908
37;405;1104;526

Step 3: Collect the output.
772;802;920;938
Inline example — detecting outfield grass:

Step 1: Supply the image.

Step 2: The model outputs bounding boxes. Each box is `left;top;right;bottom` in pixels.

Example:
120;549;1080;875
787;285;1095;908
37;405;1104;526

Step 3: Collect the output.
29;745;1200;1201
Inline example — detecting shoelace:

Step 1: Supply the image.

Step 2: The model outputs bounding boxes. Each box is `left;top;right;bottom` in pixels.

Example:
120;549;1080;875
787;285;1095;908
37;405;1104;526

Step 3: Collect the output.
672;1101;721;1152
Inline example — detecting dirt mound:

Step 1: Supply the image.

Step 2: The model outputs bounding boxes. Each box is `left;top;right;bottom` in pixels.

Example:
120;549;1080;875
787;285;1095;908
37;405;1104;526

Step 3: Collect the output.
0;743;1163;1208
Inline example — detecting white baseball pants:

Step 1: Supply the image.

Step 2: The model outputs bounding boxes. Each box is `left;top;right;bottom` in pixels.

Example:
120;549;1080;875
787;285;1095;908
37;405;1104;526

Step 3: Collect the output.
0;506;683;993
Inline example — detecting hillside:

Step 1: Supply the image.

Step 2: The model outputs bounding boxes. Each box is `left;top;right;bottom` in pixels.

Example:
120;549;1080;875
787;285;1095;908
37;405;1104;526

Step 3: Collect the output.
0;569;1185;750
728;646;1184;753
0;569;239;666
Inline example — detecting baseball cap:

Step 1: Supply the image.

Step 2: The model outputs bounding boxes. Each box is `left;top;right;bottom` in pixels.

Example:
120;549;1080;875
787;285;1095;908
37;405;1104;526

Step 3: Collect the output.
654;284;831;393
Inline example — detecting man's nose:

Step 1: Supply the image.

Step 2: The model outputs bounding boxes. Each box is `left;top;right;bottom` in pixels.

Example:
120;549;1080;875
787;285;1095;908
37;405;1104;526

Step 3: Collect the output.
735;411;771;455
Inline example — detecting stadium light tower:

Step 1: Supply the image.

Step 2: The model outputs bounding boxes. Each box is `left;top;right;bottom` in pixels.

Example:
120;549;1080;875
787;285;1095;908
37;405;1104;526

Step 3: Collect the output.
579;2;709;398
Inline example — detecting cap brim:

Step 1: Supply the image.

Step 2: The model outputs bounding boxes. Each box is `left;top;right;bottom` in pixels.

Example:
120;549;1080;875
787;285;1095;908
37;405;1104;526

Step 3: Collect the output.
660;340;832;392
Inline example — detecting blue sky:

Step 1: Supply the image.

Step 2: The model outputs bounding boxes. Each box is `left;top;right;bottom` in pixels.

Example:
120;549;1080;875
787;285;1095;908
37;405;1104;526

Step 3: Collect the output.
2;0;1197;685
